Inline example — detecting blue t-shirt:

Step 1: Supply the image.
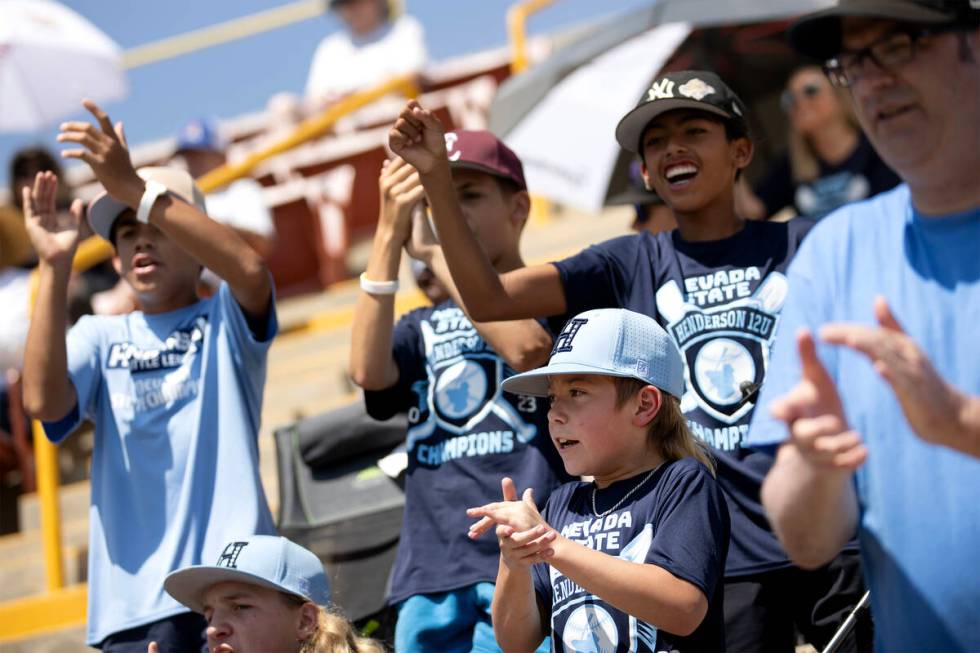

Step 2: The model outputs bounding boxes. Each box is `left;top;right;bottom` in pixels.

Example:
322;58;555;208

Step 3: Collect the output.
44;283;278;645
747;186;980;652
554;219;811;577
532;458;729;652
364;301;572;605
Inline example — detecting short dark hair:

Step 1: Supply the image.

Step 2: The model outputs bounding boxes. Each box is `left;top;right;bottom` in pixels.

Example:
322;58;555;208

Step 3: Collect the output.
9;147;63;206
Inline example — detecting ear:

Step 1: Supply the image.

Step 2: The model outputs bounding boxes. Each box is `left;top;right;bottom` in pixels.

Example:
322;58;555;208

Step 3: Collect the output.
111;254;123;276
730;137;754;174
295;602;319;641
632;385;663;428
510;189;531;233
639;159;654;191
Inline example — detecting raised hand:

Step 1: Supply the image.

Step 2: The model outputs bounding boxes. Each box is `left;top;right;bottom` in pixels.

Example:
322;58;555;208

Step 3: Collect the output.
22;171;84;268
821;296;975;451
378;157;426;243
769;330;868;472
58;100;143;207
387;100;448;175
467;477;557;568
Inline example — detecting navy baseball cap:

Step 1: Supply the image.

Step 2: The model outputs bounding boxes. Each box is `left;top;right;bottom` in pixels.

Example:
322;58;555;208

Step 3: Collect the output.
788;0;975;60
444;130;527;191
615;70;749;155
175;118;225;153
165;535;331;614
502;308;686;399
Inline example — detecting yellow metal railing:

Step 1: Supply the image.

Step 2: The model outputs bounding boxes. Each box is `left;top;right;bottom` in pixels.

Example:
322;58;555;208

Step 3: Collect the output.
27;73;419;599
507;0;556;225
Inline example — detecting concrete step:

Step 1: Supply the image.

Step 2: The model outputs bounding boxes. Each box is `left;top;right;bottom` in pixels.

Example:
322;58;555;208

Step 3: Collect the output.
0;626;88;653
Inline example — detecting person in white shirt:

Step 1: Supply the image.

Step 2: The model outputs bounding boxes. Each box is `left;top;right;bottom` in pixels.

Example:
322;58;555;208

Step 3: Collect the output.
305;0;427;106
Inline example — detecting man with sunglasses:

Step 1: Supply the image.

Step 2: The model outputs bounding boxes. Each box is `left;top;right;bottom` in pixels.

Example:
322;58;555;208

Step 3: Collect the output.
749;1;980;650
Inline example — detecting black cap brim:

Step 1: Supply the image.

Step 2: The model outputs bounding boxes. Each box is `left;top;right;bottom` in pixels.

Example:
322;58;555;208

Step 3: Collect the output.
615;100;736;155
789;0;957;60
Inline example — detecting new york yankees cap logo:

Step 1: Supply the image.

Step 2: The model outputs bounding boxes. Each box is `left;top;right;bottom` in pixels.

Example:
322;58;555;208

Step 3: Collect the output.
615;70;749;155
163;535;331;614
502;308;685;398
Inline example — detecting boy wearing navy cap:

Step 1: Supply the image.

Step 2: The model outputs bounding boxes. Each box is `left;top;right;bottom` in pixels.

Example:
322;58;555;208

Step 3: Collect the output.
390;71;868;650
349;131;570;652
21;101;277;652
468;308;729;652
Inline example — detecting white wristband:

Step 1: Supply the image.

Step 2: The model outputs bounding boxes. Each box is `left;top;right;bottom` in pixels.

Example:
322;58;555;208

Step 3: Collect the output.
137;180;168;224
359;272;399;295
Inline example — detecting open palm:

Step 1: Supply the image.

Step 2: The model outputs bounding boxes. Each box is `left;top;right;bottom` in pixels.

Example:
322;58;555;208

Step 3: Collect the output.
22;171;83;267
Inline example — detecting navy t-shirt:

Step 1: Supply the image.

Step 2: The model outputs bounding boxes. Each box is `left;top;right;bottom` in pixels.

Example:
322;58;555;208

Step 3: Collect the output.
553;220;812;577
365;300;572;605
532;459;729;652
754;134;900;220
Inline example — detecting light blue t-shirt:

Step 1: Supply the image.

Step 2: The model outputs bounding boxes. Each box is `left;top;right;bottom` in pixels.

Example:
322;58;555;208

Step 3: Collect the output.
748;185;980;652
44;282;278;645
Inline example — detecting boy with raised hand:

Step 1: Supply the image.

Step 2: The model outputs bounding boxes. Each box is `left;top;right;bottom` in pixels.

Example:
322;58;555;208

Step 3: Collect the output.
349;137;569;652
467;308;729;652
21;101;277;652
389;79;871;651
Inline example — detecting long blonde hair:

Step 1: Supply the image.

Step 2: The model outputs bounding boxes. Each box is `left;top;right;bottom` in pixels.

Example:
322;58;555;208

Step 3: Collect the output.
279;594;383;653
787;66;860;184
614;378;715;475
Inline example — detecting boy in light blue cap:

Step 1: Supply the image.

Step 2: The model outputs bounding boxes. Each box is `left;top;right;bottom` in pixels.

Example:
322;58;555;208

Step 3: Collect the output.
164;535;380;653
468;308;730;652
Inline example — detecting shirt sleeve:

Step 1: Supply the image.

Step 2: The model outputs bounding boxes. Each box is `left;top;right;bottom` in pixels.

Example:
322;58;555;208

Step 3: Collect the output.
42;315;103;443
552;235;637;321
215;279;278;355
747;223;840;447
363;310;423;421
646;464;730;601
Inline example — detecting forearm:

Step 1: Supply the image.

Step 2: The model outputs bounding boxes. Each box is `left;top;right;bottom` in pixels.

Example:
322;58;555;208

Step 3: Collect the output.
425;252;551;371
419;165;526;322
349;228;402;390
491;559;546;653
548;537;708;636
23;263;76;421
945;392;980;459
122;185;271;317
761;443;858;569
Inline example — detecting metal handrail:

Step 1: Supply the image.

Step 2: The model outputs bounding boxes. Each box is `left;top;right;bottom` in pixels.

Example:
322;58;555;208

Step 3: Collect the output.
30;73;419;591
507;0;555;74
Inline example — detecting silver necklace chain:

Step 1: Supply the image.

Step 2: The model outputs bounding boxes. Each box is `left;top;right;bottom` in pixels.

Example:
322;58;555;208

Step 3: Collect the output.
591;463;664;518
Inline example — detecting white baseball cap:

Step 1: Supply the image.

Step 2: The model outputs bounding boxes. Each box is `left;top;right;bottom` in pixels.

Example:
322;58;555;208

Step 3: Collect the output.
502;308;685;398
164;535;331;614
87;166;207;243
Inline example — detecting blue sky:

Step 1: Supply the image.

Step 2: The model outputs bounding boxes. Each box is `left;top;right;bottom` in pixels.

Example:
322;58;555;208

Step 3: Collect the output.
1;0;650;185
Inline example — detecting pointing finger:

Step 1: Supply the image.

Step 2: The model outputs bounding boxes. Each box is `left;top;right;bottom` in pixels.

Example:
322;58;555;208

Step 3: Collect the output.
501;477;518;502
82;99;115;137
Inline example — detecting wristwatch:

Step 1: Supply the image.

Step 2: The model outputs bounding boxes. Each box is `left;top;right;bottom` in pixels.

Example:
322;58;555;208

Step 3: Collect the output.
136;180;168;224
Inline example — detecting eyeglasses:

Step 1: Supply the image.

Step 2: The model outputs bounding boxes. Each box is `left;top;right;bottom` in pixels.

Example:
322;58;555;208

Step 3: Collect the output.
780;83;823;112
824;24;963;87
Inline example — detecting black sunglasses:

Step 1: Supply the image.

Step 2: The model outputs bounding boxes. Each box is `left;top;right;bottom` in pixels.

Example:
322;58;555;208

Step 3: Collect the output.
824;24;966;87
780;83;824;112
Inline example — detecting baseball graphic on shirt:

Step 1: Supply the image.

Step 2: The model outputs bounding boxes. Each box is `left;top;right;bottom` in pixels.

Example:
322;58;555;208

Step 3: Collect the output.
694;338;755;406
562;604;619;653
435;359;488;419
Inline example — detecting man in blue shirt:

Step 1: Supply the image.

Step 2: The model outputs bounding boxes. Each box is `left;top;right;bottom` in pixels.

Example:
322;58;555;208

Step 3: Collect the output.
748;2;980;651
21;101;277;651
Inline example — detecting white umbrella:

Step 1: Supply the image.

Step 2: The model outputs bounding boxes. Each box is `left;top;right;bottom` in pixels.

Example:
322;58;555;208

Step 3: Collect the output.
492;0;836;214
0;0;126;132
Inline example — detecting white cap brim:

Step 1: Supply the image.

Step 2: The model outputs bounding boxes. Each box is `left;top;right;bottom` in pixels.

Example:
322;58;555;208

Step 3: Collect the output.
501;361;674;397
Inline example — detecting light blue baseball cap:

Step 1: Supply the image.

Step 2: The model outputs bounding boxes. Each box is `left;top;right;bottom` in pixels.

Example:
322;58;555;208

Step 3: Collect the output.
502;308;685;398
164;535;331;613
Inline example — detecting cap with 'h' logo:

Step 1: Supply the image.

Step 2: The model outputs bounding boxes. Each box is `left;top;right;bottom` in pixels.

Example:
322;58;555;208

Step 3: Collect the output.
164;535;331;614
501;308;686;399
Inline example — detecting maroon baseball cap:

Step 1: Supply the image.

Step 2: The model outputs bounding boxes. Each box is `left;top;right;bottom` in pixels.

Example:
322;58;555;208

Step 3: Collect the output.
444;130;527;191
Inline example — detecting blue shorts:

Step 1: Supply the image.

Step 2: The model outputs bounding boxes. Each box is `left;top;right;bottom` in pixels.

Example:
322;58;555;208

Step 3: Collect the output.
395;582;551;653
